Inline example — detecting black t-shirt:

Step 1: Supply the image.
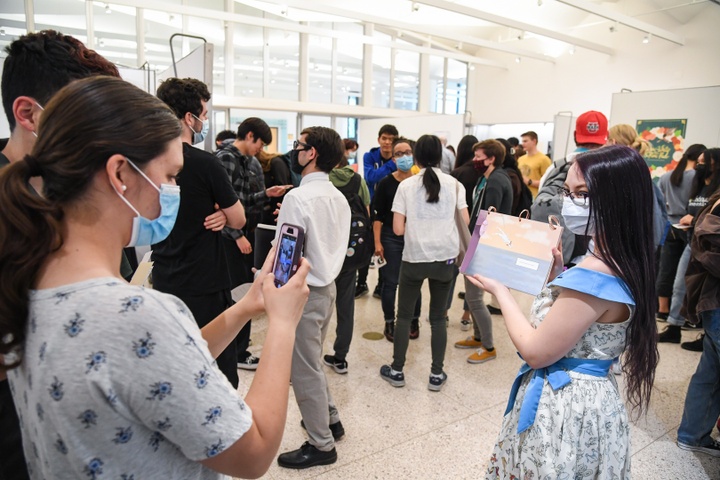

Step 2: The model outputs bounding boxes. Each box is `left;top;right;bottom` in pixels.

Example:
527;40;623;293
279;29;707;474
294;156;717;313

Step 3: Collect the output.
152;143;239;296
372;173;401;229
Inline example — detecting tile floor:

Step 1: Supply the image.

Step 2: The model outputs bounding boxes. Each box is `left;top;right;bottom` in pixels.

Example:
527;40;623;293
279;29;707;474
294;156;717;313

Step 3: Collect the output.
236;268;720;480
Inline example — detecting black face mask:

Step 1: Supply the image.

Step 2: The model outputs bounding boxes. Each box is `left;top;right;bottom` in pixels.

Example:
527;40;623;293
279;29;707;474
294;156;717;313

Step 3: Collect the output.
473;160;489;175
290;149;309;175
695;163;706;175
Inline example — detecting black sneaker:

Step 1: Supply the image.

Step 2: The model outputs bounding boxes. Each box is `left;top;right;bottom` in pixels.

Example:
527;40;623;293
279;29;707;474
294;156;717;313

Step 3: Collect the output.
380;365;405;387
487;305;502;315
300;419;345;441
277;441;337;469
354;284;369;299
658;326;681;344
677;439;720;457
372;284;382;299
237;354;260;370
428;371;448;392
656;312;669;322
681;320;703;331
323;355;348;374
681;334;704;352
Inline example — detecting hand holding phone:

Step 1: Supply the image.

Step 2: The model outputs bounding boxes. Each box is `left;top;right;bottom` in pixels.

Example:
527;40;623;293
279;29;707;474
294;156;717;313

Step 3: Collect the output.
273;223;305;287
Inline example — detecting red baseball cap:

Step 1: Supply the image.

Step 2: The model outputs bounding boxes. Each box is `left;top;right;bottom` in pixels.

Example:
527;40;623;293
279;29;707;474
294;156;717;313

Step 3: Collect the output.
575;111;608;145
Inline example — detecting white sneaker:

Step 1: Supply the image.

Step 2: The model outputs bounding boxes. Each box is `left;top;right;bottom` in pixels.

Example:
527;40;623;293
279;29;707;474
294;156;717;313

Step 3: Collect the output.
460;319;472;331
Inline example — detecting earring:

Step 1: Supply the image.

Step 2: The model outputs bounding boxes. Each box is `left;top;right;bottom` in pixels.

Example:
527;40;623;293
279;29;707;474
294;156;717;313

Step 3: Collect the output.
121;185;127;191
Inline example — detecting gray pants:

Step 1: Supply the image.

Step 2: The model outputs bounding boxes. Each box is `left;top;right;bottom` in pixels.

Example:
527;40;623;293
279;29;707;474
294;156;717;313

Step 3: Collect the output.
291;284;340;452
463;276;494;350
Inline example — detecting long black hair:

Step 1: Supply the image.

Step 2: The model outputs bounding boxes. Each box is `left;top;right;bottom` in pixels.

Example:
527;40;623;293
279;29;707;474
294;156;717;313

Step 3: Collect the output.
690;148;720;200
414;134;443;203
496;138;523;180
454;135;478;169
575;145;658;415
670;143;705;187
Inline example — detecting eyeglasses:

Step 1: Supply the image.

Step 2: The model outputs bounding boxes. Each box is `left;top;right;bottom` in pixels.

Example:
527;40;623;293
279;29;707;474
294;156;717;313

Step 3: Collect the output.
293;140;312;151
560;187;590;207
393;150;413;159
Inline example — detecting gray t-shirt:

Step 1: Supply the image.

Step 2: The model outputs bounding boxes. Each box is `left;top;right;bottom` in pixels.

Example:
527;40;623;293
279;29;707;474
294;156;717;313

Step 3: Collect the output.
7;278;252;479
658;169;696;224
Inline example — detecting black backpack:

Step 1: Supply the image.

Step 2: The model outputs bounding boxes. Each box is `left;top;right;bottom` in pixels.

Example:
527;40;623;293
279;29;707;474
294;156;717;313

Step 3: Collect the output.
336;174;373;273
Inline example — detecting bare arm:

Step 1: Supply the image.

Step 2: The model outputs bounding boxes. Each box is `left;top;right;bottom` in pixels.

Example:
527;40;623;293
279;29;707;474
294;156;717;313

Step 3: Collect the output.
393;212;406;236
200;256;311;478
222;200;246;230
465;255;626;369
373;220;383;259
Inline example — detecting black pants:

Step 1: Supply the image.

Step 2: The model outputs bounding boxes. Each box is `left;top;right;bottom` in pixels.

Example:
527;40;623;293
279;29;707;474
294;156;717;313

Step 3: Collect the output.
656;228;688;298
179;290;238;388
333;268;357;361
223;233;254;363
0;379;29;479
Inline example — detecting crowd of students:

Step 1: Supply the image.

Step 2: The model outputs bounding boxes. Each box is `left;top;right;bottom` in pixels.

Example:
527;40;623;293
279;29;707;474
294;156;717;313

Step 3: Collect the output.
0;29;719;480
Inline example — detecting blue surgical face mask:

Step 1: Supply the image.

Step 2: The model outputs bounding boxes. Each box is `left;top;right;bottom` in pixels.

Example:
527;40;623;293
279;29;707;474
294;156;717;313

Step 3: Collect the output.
190;114;209;144
396;154;414;172
114;159;181;247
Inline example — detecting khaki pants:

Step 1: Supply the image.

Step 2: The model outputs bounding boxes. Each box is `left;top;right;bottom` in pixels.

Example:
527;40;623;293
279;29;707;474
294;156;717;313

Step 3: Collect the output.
291;284;339;451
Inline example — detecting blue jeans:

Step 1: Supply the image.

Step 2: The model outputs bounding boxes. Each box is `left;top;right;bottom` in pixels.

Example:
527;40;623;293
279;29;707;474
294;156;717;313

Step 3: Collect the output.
380;226;420;323
677;308;720;447
668;245;692;327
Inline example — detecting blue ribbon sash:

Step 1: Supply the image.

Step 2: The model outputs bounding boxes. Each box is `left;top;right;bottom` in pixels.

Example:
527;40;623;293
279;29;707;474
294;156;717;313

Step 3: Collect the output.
505;356;613;434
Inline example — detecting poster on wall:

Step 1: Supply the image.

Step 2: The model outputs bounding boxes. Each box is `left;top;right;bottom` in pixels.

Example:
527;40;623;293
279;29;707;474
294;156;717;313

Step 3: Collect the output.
636;119;687;181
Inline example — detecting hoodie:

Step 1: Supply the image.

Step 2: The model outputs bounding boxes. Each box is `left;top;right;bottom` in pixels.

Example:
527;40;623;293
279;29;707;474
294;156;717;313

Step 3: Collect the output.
363;146;397;198
329;165;371;207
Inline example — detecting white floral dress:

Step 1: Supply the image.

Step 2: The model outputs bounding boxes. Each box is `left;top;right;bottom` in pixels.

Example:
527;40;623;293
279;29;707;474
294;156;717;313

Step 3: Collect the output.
486;267;634;480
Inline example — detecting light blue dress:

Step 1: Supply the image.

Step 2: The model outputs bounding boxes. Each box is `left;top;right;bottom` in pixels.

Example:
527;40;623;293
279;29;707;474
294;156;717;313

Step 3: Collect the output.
486;268;635;480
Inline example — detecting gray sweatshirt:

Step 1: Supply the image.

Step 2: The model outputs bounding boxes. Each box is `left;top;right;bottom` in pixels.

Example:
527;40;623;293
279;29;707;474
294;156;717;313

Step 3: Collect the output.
658;169;696;224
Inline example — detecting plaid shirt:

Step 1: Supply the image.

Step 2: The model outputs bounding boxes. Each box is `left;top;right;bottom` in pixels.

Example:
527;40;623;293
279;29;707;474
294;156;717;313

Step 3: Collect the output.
214;144;266;240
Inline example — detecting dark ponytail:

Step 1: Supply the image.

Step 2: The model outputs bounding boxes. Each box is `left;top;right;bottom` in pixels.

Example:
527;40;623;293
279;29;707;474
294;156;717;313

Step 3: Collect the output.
0;159;64;369
0;76;181;370
415;135;442;203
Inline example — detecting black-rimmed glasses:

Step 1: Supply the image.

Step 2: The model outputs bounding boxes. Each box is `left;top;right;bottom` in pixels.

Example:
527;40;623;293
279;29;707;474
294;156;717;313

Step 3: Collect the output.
293;140;312;151
559;187;590;207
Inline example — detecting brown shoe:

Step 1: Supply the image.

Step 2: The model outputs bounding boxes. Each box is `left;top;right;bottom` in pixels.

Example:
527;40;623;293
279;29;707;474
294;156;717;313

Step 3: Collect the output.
383;321;394;342
409;318;419;340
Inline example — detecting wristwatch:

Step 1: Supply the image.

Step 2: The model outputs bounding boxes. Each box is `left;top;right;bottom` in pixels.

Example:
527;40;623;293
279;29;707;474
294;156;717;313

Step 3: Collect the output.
527;178;533;186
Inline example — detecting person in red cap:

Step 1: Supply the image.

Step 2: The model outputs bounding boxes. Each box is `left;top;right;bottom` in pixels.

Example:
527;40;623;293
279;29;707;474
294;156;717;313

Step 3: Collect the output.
531;111;608;266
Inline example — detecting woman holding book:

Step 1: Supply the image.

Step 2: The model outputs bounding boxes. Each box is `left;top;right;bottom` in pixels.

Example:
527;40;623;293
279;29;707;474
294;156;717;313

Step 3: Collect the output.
469;145;658;478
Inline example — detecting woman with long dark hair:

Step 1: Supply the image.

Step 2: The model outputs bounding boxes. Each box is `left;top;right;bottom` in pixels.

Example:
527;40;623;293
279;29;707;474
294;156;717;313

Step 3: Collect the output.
470;145;658;478
655;143;705;321
660;148;720;347
0;76;310;478
380;135;468;391
451;134;480;208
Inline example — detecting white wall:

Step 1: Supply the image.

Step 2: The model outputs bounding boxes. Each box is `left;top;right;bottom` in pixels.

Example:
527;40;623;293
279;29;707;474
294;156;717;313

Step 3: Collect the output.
466;3;720;127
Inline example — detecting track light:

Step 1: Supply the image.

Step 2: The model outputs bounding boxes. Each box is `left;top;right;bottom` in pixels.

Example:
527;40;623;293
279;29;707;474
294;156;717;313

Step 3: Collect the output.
468;64;475;71
569;45;575;55
0;28;5;36
411;2;420;12
642;34;651;44
515;57;521;63
105;4;111;14
537;0;543;6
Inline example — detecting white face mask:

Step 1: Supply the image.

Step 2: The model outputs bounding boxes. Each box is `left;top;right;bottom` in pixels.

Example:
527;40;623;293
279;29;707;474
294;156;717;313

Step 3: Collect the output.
561;196;595;236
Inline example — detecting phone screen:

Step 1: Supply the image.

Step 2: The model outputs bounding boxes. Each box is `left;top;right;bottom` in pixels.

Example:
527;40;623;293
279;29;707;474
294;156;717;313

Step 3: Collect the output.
274;233;298;286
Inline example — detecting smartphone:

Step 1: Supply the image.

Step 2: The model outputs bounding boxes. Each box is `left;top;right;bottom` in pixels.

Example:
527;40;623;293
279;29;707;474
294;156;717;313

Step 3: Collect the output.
272;223;305;287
